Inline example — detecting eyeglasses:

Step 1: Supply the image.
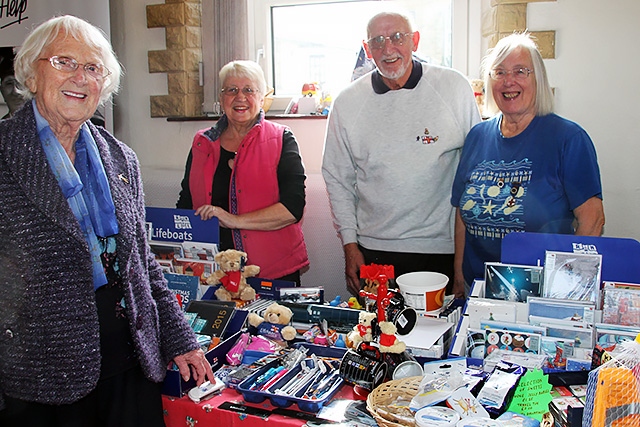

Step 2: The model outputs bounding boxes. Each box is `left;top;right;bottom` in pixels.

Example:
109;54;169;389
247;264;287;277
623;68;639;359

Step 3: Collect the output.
366;32;414;50
39;56;111;80
220;86;259;97
489;67;533;81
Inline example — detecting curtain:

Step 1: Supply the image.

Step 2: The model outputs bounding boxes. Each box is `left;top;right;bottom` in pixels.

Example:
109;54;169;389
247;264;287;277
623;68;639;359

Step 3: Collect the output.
202;0;250;114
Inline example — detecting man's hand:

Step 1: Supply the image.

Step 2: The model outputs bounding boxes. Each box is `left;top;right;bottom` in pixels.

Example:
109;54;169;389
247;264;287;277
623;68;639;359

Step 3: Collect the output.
173;348;214;386
344;243;364;297
451;274;466;299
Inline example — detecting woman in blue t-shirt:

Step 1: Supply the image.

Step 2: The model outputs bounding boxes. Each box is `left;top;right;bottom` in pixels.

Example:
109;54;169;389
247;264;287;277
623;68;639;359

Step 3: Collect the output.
451;33;604;298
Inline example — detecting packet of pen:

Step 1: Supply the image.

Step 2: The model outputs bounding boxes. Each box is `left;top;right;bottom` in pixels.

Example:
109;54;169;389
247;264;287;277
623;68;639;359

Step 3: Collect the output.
476;361;527;418
409;358;468;410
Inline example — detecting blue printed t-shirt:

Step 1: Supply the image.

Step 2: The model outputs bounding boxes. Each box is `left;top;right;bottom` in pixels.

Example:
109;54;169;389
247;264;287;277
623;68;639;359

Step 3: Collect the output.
451;113;602;284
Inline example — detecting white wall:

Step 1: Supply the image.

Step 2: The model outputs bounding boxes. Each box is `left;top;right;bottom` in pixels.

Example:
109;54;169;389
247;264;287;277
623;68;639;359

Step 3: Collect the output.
107;0;640;301
526;0;640;240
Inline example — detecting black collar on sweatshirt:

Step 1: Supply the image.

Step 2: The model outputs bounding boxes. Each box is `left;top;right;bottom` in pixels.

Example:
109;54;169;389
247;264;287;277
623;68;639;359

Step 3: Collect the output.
371;59;423;94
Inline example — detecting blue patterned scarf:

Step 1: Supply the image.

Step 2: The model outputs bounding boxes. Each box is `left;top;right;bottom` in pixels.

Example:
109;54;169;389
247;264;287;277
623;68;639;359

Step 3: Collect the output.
34;101;119;290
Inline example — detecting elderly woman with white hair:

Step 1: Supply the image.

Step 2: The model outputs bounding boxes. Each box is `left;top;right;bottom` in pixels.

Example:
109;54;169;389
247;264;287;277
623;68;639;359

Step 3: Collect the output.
0;15;213;426
451;32;605;298
177;60;309;285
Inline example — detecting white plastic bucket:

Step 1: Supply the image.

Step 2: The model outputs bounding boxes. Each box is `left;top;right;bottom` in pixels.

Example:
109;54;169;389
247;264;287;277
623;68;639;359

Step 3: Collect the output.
396;271;448;312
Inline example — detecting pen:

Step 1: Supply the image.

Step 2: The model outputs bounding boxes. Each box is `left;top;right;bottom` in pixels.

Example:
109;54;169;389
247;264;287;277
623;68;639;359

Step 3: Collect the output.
249;366;284;390
311;374;342;400
303;371;339;399
261;367;289;391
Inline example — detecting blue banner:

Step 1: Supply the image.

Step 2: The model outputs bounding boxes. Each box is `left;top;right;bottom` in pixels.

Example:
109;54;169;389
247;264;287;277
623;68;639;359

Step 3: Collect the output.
145;207;219;244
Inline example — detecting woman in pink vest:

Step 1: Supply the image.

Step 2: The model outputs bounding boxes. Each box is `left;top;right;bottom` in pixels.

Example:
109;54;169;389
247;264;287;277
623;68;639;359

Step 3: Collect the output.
177;60;309;285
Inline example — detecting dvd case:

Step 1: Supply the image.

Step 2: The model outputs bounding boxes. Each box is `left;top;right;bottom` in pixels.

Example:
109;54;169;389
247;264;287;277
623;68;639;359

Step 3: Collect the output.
484;262;543;302
543;251;602;305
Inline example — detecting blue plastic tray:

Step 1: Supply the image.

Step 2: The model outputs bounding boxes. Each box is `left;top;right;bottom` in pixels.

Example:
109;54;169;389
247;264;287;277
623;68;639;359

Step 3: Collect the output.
237;345;345;413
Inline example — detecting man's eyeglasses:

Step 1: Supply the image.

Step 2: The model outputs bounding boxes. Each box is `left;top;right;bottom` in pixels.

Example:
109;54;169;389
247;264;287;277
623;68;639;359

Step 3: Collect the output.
489;67;533;81
39;56;111;80
366;32;414;50
221;86;259;97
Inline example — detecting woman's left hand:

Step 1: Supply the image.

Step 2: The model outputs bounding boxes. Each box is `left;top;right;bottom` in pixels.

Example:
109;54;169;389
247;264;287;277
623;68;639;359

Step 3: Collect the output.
195;204;236;228
173;348;214;386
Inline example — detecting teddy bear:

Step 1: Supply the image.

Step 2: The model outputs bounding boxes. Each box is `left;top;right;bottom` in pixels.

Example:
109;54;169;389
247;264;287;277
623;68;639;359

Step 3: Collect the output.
378;321;406;354
247;302;297;345
347;311;377;349
470;78;485;117
207;249;259;301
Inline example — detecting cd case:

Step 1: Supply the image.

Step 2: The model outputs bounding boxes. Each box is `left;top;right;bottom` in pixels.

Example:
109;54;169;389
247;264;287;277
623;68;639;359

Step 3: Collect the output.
484;262;543;302
543;251;602;305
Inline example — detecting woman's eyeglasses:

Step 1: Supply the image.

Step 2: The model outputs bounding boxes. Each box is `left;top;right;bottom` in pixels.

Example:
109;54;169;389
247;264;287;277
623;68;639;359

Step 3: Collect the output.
366;32;414;50
489;67;533;81
39;56;111;80
221;86;259;97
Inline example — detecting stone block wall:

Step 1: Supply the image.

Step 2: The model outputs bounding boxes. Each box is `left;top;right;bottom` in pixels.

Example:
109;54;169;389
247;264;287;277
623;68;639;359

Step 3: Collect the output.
146;0;203;117
482;0;556;59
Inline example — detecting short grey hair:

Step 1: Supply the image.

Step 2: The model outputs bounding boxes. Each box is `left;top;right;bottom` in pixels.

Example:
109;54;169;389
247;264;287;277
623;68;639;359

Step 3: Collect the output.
14;15;122;105
219;60;267;95
482;32;554;117
366;11;415;39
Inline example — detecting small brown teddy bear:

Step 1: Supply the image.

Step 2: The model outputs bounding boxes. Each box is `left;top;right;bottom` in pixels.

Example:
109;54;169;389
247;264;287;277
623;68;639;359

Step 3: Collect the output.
207;249;259;301
378;321;406;354
470;78;485;118
347;311;376;349
247;302;297;344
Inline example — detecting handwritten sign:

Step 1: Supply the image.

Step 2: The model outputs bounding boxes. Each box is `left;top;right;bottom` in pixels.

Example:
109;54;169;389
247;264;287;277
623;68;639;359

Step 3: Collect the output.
506;369;552;421
0;0;28;30
0;0;110;47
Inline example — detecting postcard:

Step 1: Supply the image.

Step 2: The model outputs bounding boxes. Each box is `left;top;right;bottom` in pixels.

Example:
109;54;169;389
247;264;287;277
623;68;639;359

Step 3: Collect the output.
566;358;591;372
601;287;640;327
540;336;575;369
157;259;174;273
465;298;518;329
541;322;594;349
181;241;219;261
172;257;216;285
543;251;602;305
480;319;546;336
527;297;596;324
484;262;543;302
529;315;591;330
149;240;184;260
165;272;200;310
595;323;640;349
484;328;541;355
603;281;640;291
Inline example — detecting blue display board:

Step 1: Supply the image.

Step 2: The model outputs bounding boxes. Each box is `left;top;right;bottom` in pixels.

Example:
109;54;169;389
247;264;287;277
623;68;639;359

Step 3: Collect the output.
145;207;219;244
501;232;640;284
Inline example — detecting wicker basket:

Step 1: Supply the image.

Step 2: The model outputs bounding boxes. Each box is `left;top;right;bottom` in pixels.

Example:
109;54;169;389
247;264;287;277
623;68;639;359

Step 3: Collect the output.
366;376;423;427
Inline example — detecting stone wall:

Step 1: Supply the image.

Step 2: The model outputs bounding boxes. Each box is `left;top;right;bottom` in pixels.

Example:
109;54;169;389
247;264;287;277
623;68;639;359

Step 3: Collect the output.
482;0;556;59
146;0;203;117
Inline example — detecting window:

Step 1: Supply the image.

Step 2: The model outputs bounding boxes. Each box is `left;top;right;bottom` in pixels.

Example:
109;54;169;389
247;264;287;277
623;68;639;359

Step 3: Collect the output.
202;0;476;114
251;0;472;100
